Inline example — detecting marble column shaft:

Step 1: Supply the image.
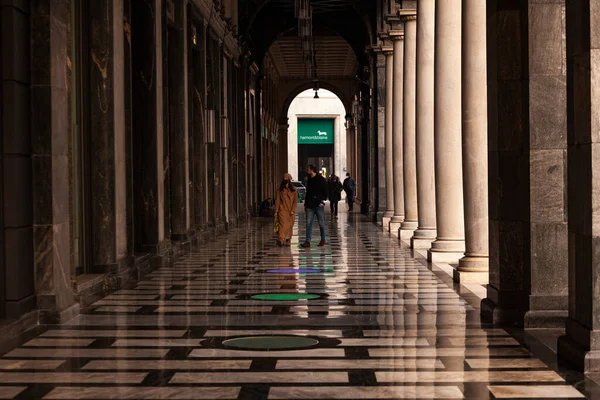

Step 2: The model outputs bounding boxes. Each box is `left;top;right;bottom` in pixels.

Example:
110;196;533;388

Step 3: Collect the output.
190;40;207;231
169;0;191;238
383;48;395;226
89;0;128;272
428;0;465;263
482;0;568;329
525;0;568;327
278;121;289;179
390;30;405;234
557;0;600;373
3;0;36;318
412;0;437;249
131;0;166;252
455;0;489;281
376;50;387;222
400;15;419;240
30;0;80;322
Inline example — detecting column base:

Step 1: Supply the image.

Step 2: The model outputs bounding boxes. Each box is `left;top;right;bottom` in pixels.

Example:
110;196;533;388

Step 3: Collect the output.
453;269;489;284
400;220;418;241
524;310;567;329
411;236;435;249
39;303;81;325
458;255;489;270
390;221;403;237
427;249;464;264
411;228;436;249
400;228;416;241
480;298;524;327
453;256;489;283
382;216;392;231
558;318;600;372
524;294;568;328
427;239;465;263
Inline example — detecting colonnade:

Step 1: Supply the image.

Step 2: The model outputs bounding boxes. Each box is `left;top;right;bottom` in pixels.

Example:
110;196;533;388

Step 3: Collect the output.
380;0;600;373
381;0;489;283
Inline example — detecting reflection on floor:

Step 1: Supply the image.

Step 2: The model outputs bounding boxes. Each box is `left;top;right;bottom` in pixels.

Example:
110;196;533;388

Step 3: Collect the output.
0;211;594;399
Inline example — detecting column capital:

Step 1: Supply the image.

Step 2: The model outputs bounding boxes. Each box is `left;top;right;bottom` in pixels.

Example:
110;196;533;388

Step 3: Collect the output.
389;30;405;41
399;9;417;22
377;31;390;40
382;46;394;56
386;13;404;31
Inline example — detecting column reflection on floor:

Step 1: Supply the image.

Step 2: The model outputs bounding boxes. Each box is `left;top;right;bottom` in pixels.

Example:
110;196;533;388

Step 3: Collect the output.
0;209;587;399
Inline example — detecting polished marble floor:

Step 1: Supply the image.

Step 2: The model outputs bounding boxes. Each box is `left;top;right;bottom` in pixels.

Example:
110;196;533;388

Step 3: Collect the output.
0;209;596;399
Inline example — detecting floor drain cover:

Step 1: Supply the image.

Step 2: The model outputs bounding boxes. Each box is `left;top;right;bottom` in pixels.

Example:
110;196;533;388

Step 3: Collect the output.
251;294;320;301
222;336;319;350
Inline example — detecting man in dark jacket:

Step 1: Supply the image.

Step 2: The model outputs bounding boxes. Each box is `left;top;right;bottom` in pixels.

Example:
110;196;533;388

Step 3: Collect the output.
328;175;343;217
301;165;328;248
343;172;357;212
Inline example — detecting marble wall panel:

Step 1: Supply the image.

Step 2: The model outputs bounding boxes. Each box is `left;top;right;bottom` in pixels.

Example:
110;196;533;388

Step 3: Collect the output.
528;2;564;76
530;149;566;222
530;222;568;301
529;76;567;149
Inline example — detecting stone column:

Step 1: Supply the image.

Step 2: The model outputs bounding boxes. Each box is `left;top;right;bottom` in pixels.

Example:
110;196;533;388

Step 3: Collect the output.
454;0;489;283
482;0;568;328
389;30;405;237
375;48;387;224
1;0;35;320
278;120;289;179
131;0;166;255
169;0;191;242
400;12;418;241
89;0;129;280
30;0;80;323
412;0;437;249
557;0;600;372
382;45;395;229
428;0;465;263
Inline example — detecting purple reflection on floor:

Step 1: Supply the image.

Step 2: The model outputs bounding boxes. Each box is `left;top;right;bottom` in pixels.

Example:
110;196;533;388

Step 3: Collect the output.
266;269;320;274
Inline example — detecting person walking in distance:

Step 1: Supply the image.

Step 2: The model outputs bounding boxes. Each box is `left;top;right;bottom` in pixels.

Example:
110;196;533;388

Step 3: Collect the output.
328;175;343;218
274;173;298;246
301;165;328;248
343;172;357;212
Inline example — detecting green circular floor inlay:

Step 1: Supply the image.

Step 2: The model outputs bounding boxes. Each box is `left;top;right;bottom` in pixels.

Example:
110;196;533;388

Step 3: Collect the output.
223;336;319;350
252;293;320;301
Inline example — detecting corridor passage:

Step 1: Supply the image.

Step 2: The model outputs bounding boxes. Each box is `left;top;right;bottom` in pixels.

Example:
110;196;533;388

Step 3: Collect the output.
0;214;587;399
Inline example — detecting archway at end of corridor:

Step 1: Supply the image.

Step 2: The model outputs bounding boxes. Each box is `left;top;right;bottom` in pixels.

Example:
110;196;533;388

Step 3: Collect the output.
285;89;351;188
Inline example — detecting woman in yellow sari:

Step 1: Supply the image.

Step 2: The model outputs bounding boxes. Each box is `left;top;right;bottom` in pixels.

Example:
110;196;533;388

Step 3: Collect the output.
275;173;298;246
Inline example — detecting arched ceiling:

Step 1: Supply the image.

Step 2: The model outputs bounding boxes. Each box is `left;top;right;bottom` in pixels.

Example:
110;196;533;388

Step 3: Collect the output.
268;28;358;79
239;0;376;70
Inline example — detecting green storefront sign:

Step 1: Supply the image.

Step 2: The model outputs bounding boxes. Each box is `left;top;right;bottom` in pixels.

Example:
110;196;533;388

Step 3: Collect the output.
298;118;334;144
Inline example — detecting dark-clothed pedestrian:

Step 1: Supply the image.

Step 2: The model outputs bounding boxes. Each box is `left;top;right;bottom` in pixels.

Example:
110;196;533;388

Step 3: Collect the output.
328;175;343;217
301;165;328;248
343;173;357;212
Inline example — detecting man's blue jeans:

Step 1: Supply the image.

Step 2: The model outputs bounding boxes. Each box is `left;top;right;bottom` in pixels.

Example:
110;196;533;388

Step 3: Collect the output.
306;206;326;243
